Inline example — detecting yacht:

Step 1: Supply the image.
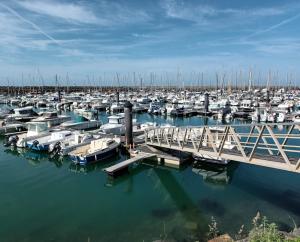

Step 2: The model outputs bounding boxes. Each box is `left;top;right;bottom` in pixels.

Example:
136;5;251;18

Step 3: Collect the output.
0;122;27;136
99;115;125;135
108;103;124;113
74;108;98;120
7;106;38;122
166;103;177;115
132;103;148;113
60;120;101;131
31;111;71;127
148;103;162;115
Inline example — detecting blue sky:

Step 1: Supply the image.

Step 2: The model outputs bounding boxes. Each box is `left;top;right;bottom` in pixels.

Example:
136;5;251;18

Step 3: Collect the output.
0;0;300;85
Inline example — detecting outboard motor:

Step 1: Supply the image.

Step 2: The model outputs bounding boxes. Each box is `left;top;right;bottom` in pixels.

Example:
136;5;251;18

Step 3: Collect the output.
32;140;39;148
4;135;19;147
49;141;62;155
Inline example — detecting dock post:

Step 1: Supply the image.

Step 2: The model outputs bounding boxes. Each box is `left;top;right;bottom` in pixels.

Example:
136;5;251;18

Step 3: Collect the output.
204;92;209;114
124;101;133;148
266;90;270;104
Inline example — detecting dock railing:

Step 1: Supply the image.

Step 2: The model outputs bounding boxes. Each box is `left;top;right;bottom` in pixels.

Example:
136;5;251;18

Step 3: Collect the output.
144;122;300;173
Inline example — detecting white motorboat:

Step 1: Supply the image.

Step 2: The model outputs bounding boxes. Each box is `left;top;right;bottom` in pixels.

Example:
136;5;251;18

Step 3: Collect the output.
99;115;125;135
293;114;300;123
108;103;124;113
60;120;101;131
27;130;73;151
7;106;38;122
31;111;71;127
69;137;120;165
49;132;97;155
12;122;52;148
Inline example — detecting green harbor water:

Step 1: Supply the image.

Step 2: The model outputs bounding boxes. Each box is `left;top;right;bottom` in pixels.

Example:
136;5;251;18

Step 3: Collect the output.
1;113;300;242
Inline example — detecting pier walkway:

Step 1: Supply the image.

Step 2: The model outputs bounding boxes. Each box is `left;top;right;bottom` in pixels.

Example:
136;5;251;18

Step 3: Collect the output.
144;122;300;173
103;153;156;176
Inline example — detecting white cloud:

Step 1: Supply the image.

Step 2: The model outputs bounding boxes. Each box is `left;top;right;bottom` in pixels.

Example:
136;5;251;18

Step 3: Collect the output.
161;0;287;24
17;0;98;24
16;0;151;26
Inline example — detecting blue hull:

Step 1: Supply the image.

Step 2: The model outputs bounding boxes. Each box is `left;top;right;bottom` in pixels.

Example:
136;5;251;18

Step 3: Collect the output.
70;147;118;166
28;143;49;151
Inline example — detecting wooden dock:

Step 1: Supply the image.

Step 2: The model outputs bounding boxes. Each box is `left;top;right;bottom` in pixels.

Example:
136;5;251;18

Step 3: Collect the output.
103;153;156;176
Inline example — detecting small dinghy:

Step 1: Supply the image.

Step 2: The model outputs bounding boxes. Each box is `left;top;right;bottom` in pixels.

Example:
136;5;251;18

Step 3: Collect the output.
68;137;120;165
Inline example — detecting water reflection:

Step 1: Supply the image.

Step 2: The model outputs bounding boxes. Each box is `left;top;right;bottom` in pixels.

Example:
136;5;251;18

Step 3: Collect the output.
104;162;209;240
153;167;208;240
192;162;239;186
105;163;148;188
4;145;126;172
5;147;48;164
4;146;68;167
69;155;120;174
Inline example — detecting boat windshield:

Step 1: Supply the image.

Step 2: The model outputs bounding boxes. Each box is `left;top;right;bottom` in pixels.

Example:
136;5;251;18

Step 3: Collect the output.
28;123;48;132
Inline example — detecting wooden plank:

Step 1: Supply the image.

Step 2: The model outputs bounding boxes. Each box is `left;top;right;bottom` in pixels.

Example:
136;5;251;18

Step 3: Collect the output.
104;153;156;174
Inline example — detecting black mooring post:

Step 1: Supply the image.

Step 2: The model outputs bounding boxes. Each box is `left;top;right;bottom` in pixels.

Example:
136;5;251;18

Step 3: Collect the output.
266;90;270;104
204;92;209;114
124;101;133;147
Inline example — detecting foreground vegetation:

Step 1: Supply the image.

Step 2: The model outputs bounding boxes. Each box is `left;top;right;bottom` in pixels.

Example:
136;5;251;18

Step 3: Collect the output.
208;212;300;242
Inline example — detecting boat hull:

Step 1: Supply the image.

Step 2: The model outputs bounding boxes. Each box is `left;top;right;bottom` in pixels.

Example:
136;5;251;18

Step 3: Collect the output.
27;143;50;151
70;147;118;165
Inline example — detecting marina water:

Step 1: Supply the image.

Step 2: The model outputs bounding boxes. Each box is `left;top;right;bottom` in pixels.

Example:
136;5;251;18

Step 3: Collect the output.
1;112;300;241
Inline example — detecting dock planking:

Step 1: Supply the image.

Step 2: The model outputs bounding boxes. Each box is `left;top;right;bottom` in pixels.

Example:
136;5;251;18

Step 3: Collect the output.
103;153;156;176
